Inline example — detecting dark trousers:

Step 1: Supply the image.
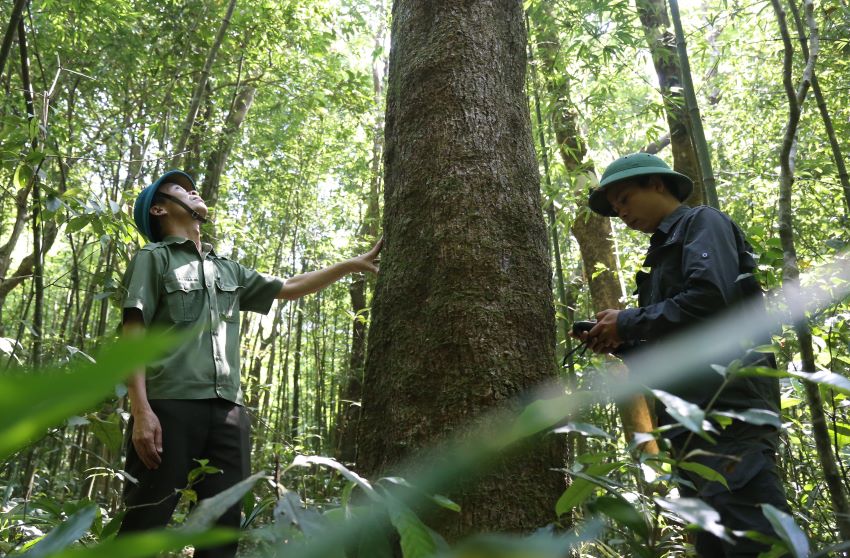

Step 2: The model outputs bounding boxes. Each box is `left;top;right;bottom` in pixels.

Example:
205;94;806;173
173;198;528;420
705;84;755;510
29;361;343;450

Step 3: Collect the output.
119;399;251;558
672;426;791;558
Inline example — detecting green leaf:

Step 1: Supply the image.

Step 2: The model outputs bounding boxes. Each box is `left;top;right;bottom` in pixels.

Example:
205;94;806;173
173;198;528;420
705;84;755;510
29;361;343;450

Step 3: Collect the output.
762;504;810;558
19;504;97;557
552;422;613;439
287;454;375;497
46;528;237;558
180;471;265;533
0;330;184;461
379;476;460;513
590;495;648;538
736;367;850;396
711;408;781;429
88;412;123;455
651;390;713;440
654;497;732;542
556;462;622;517
274;489;326;536
677;461;729;489
385;494;437;558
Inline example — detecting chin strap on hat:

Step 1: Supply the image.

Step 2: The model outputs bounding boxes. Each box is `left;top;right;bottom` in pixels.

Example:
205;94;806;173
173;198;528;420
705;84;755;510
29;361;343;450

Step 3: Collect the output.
156;192;209;224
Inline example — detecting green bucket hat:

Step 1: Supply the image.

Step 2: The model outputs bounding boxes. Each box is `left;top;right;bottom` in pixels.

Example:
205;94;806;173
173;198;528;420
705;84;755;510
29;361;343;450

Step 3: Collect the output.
588;153;693;216
133;170;195;241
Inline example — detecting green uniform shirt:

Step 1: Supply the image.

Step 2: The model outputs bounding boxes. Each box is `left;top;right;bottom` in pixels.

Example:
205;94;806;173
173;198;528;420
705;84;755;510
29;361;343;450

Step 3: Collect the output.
121;235;284;404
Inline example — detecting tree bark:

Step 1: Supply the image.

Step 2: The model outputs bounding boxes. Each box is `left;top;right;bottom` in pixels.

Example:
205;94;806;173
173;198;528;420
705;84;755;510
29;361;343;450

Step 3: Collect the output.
635;0;705;207
358;0;565;536
0;0;27;79
772;0;850;540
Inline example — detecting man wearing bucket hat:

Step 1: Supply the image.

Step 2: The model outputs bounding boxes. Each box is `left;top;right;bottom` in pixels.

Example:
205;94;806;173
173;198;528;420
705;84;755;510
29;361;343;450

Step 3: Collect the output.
577;153;788;557
118;170;381;556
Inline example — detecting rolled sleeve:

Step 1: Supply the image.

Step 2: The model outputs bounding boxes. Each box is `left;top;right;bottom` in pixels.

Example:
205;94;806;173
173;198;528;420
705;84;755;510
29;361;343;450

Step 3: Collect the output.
238;265;285;314
121;249;162;326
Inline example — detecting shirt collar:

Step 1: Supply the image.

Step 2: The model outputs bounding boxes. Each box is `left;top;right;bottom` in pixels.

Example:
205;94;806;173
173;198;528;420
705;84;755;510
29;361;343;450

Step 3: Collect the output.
655;204;690;235
160;235;217;257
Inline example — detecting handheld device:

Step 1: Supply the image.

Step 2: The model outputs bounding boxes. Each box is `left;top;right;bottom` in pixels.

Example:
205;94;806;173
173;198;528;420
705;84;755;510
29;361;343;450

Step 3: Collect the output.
571;320;596;336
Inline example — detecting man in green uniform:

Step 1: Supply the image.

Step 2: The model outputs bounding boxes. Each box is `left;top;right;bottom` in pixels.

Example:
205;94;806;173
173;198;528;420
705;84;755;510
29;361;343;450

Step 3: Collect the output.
118;170;381;557
578;153;789;557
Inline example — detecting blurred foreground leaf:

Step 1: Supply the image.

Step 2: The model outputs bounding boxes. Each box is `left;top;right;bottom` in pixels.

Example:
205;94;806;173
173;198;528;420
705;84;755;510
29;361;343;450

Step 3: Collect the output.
181;471;266;533
655;497;731;542
0;330;184;461
18;504;97;557
762;504;810;558
45;528;236;558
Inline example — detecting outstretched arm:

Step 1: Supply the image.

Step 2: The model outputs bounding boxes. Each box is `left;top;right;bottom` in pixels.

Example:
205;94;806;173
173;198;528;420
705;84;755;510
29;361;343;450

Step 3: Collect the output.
278;238;382;301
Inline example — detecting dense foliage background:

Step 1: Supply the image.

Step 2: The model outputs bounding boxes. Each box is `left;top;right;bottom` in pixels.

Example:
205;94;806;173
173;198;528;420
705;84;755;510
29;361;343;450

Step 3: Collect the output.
1;0;849;556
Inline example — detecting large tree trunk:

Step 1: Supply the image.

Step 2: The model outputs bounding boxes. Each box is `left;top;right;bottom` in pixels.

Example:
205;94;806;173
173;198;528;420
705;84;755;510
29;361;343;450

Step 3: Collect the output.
635;0;705;207
358;0;565;536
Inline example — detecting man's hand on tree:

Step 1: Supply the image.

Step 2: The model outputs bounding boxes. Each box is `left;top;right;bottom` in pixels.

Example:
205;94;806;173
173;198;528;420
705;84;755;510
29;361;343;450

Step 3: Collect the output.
348;237;383;274
132;409;163;469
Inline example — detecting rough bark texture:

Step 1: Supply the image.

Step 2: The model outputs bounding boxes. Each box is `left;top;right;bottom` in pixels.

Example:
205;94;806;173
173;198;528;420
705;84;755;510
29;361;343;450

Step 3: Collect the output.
635;0;705;207
358;0;565;536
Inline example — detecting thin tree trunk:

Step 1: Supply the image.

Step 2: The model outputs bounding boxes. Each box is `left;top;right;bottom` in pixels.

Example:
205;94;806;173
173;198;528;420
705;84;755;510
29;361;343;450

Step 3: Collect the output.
170;0;238;167
359;0;566;536
200;85;255;207
18;15;42;367
667;0;718;207
290;262;306;441
0;0;27;79
531;4;659;453
772;0;850;540
635;0;705;206
786;0;850;217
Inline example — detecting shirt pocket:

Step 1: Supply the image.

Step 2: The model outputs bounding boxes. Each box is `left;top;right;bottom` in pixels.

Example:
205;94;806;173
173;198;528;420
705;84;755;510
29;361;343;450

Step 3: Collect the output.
216;279;242;322
647;240;685;302
163;272;204;323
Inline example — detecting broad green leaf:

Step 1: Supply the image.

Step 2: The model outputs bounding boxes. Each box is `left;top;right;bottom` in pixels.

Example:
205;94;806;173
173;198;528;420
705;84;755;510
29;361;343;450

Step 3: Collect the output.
0;330;183;461
46;528;237;558
736;367;850;395
385;494;437;558
654;497;731;542
678;461;729;489
552;422;613;439
19;504;97;557
711;408;782;429
442;519;604;558
88;413;123;455
288;454;375;497
379;476;460;512
555;462;622;517
762;504;810;558
274;489;326;536
180;471;265;533
589;496;648;538
651;390;713;440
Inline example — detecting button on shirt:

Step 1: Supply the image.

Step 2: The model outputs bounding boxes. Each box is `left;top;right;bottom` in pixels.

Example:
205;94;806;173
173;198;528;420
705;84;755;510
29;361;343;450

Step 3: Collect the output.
121;236;284;404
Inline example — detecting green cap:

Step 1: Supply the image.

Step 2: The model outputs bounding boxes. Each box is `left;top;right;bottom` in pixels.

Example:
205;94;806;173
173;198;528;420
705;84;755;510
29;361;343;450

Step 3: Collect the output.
133;170;195;241
588;153;693;216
